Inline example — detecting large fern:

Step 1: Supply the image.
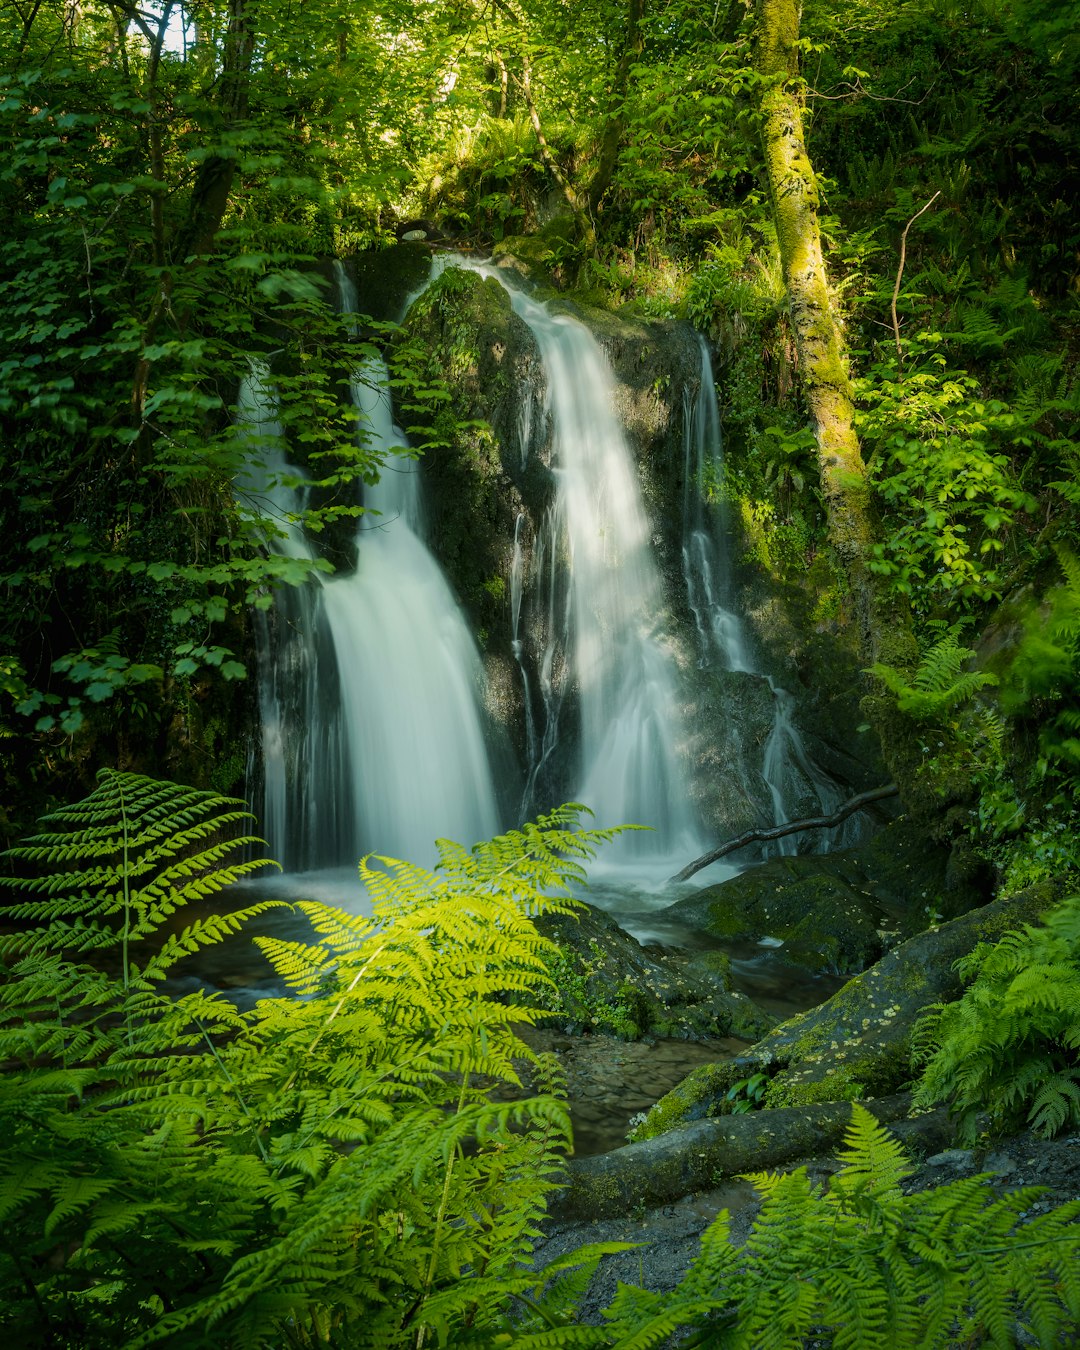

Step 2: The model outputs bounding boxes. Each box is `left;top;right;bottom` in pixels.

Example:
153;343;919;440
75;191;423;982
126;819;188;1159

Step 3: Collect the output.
913;891;1080;1142
867;620;997;721
0;777;626;1349
505;1106;1080;1349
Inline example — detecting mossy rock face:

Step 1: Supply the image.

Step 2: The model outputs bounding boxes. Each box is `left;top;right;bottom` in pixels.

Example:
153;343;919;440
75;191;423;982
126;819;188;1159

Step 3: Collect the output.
533;901;774;1043
490;234;557;282
636;880;1060;1136
667;854;882;976
667;817;987;976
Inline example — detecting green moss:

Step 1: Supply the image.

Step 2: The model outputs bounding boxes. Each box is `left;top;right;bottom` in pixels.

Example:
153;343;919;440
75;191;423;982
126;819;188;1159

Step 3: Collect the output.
763;1042;912;1109
536;940;646;1039
628;1061;745;1141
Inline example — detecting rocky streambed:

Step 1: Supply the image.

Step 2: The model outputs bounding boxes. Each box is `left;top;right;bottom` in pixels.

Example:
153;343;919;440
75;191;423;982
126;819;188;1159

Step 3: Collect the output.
523;816;1076;1320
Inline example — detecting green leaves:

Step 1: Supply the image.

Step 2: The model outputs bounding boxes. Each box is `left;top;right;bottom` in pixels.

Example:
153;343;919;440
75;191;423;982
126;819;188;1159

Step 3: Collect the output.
867;621;997;722
858;345;1039;609
0;779;605;1348
914;891;1080;1142
3;777;1080;1348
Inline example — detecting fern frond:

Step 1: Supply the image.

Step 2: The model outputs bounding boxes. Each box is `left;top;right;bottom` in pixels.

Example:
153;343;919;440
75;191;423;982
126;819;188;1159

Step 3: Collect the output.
833;1103;914;1199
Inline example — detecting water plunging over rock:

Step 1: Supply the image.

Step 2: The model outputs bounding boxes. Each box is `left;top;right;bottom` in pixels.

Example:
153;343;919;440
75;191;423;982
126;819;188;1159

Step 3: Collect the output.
321;363;501;864
679;337;857;856
427;256;704;862
247;275;501;870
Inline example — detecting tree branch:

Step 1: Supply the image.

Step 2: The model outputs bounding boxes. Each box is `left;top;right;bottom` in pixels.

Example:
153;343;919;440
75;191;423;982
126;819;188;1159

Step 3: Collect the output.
670;784;899;882
891;190;940;368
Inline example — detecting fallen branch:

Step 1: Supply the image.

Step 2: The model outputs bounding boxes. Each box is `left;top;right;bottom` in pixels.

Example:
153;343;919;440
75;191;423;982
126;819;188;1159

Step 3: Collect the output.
670;784;900;883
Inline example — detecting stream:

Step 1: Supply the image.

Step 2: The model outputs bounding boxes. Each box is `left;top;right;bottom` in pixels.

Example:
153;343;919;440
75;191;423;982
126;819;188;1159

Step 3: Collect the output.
166;871;844;1157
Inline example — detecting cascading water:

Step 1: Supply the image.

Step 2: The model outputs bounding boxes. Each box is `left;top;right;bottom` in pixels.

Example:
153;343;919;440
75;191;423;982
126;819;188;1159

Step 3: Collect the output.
683;338;854;856
249;251;862;884
322;360;500;863
681;340;753;677
241;369;354;872
446;257;702;858
247;268;500;871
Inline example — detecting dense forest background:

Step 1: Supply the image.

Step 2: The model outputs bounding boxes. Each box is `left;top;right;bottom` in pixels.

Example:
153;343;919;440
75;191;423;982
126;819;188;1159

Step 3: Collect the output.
1;0;1078;883
2;0;1080;1344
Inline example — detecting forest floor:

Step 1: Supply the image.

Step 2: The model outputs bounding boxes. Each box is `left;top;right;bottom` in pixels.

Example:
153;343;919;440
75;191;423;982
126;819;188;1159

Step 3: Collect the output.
533;1123;1080;1328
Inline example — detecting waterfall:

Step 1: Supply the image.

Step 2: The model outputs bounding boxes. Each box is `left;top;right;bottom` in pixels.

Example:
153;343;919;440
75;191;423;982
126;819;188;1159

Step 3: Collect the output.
683;338;850;856
439;256;701;857
248;252;862;879
681;340;752;675
240;368;354;872
247;267;500;870
323;360;500;864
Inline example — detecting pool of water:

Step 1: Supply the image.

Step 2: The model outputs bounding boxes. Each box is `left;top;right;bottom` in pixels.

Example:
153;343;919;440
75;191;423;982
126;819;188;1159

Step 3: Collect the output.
163;863;845;1155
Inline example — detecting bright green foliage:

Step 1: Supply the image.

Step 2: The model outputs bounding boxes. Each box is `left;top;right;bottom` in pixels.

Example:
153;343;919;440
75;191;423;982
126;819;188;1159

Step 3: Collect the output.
534;940;644;1040
967;548;1080;890
914;892;1080;1143
999;547;1080;772
0;767;274;966
507;1105;1080;1348
858;343;1039;609
4;778;1080;1347
0;776;626;1348
867;620;997;722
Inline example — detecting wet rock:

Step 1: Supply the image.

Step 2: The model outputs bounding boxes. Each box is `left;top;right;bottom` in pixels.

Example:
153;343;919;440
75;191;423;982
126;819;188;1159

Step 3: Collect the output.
666;855;883;976
926;1149;975;1169
344;242;434;324
534;901;774;1043
634;879;1060;1134
664;816;989;977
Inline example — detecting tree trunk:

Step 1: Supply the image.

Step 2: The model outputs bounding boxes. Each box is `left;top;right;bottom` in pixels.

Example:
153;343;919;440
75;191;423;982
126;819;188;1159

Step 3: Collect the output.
515;49;595;251
587;0;645;216
172;0;255;262
754;0;916;681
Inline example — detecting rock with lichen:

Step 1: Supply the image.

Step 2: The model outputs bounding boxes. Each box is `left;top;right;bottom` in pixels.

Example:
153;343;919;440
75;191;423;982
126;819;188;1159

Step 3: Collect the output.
631;879;1059;1138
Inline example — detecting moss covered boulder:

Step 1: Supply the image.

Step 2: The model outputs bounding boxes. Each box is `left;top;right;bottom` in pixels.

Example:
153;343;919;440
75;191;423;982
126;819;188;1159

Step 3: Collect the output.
534;901;774;1043
665;817;988;976
632;879;1060;1138
671;856;884;975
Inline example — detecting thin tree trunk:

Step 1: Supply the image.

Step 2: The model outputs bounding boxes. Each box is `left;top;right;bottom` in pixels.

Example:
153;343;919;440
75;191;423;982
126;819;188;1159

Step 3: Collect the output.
587;0;645;215
172;0;255;262
754;0;916;685
514;50;595;250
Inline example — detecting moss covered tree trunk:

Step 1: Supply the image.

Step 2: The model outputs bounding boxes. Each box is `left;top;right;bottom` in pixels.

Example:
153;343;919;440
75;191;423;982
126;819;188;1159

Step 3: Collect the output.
754;0;917;752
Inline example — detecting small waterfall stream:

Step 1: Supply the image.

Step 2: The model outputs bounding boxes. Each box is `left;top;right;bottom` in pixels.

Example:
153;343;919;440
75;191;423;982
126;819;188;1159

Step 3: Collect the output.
440;256;703;860
248;271;499;871
321;363;500;864
682;338;849;855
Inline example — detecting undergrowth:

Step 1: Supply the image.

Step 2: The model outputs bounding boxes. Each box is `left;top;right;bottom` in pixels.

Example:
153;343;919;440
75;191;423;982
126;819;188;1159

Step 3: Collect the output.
3;772;1080;1347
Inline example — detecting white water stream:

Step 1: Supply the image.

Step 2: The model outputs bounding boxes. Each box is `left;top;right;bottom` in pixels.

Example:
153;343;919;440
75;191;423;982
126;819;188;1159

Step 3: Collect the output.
247;255;861;896
438;256;703;863
682;338;850;855
246;269;499;873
